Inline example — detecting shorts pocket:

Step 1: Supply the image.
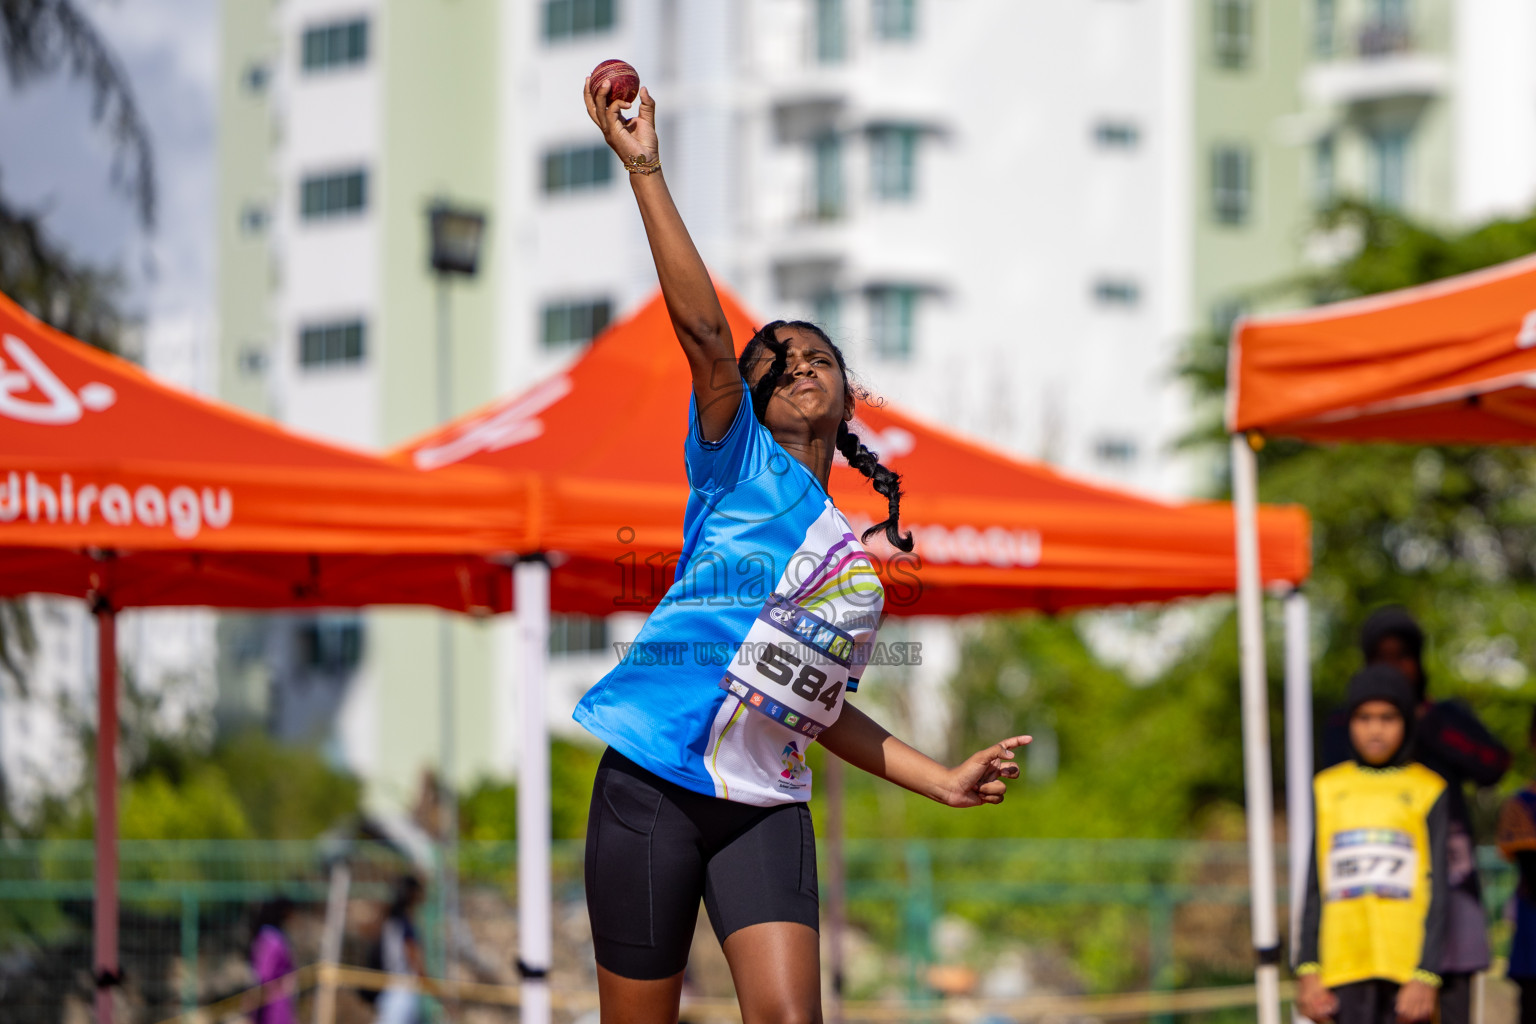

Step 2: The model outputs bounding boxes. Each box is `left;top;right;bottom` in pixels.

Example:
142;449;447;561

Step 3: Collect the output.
586;768;665;948
796;804;819;900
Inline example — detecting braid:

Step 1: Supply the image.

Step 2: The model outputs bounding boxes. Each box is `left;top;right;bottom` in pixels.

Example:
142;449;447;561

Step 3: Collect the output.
738;320;789;422
742;318;913;552
837;421;914;552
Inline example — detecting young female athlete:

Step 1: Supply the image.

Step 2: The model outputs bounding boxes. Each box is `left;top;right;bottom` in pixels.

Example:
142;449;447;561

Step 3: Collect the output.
576;76;1030;1024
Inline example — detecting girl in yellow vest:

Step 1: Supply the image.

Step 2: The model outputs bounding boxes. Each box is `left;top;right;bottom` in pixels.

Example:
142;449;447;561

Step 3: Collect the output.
1297;665;1450;1024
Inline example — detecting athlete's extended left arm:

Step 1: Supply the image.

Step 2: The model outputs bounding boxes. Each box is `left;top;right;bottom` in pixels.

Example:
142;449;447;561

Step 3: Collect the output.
819;703;1028;808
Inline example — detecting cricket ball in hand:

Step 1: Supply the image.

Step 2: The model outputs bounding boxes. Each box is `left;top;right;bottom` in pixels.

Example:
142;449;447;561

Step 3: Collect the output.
589;59;640;105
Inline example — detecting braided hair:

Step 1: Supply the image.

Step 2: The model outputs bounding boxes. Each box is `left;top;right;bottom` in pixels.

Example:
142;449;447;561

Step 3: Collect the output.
736;320;913;552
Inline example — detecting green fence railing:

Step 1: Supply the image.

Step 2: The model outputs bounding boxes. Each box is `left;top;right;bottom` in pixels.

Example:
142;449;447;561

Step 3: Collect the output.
0;839;1517;1024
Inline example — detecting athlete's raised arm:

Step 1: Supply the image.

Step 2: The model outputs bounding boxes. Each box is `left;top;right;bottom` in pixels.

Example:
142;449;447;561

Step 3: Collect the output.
584;77;741;441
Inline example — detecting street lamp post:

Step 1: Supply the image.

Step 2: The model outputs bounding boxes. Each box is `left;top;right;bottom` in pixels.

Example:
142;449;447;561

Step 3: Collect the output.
425;200;486;990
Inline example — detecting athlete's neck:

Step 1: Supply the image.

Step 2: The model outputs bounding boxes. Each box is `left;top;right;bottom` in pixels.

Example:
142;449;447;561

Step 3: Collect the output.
776;436;835;489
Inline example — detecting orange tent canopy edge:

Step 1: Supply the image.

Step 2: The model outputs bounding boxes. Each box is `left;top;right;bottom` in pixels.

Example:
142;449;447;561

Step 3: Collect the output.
0;291;528;611
395;285;1312;616
1227;251;1536;442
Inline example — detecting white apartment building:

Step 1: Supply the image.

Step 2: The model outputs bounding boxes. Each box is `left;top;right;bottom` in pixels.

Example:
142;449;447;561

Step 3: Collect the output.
502;0;1192;493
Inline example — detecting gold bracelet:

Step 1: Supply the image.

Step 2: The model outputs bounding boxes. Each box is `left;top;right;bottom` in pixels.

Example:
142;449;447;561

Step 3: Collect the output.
623;153;662;175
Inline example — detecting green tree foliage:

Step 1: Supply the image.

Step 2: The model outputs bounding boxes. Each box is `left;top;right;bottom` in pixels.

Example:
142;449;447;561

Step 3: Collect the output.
211;730;363;838
42;723;361;841
459;740;605;841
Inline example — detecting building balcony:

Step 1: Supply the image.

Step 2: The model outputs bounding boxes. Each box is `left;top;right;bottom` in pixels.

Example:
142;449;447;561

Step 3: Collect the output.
1306;20;1448;107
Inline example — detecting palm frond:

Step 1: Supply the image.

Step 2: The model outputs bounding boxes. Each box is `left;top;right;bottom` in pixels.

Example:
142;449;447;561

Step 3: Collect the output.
0;0;156;228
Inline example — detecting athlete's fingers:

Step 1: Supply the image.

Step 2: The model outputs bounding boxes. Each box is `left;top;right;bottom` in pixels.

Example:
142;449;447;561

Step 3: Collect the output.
638;86;656;121
582;77;602;126
595;88;626;131
978;779;1008;798
994;735;1032;756
997;762;1021;780
973;735;1029;767
594;80;625;134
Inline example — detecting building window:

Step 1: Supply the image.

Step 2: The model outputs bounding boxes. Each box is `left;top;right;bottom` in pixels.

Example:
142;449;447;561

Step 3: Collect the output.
869;286;917;359
300;169;367;219
542;298;613;349
301;18;368;72
1093;120;1140;150
1360;0;1411;57
869;126;919;201
238;345;269;375
1313;135;1336;209
1313;0;1336;58
1370;128;1410;210
1094;437;1138;465
297;617;364;672
242;62;270;93
1209;299;1247;338
549;615;609;656
544;0;616;42
543;145;614;194
299;319;366;368
872;0;917;40
239;202;270;235
811;134;843;220
816;0;846;64
1092;278;1140;308
1211;144;1252;225
1212;0;1253;70
812;291;840;337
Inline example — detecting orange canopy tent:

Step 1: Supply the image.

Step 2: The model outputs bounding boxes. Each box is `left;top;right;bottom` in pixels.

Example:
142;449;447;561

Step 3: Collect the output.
394;285;1313;1022
396;286;1311;613
1221;252;1536;1024
0;291;533;1024
1228;252;1536;442
0;293;526;612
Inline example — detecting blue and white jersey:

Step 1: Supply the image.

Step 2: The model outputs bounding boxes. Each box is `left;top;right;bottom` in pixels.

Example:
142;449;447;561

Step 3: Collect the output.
573;386;885;806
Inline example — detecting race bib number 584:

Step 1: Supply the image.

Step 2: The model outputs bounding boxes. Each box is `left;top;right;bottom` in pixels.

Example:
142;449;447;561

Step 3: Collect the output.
1325;829;1417;902
718;594;857;738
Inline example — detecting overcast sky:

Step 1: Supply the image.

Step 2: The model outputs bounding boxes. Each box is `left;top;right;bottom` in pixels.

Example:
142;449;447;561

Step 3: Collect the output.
0;0;218;388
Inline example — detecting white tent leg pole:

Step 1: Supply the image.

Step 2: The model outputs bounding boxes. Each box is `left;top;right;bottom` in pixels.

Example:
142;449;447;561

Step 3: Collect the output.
1232;435;1282;1024
1283;590;1312;971
516;559;552;1024
314;860;351;1024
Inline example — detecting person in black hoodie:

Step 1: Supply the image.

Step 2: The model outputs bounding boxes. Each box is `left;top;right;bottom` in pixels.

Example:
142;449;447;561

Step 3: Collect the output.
1297;666;1450;1024
1320;607;1510;1024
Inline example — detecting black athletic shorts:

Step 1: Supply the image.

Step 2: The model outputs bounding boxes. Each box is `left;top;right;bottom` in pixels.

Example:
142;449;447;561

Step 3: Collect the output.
584;747;820;980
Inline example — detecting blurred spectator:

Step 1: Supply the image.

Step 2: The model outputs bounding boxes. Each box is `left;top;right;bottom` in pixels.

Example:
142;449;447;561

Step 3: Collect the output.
375;875;426;1024
250;897;297;1024
1496;708;1536;1024
1298;666;1449;1024
1320;606;1510;1024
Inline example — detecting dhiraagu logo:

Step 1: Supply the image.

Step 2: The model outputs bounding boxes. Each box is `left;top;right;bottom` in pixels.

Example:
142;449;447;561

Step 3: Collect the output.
0;335;116;425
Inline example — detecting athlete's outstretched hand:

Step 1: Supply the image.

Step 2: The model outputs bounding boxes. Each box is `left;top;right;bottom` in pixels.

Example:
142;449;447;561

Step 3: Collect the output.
940;735;1030;808
583;77;658;166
